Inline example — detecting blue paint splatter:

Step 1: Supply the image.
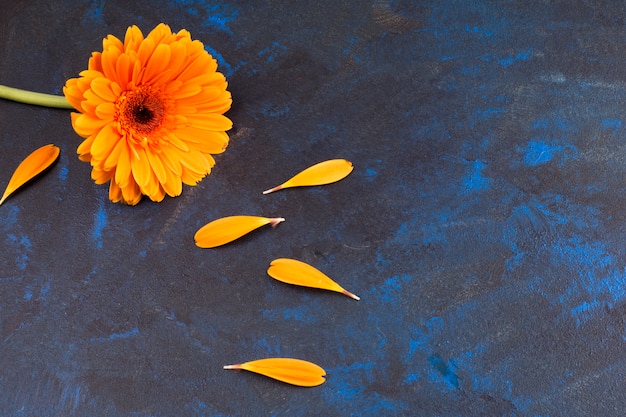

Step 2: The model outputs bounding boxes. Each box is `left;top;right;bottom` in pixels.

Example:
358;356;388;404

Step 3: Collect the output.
257;41;287;63
174;1;238;34
39;282;51;300
407;316;444;359
405;373;420;384
523;140;562;166
260;306;316;324
0;205;19;230
324;363;409;413
378;275;412;304
499;56;515;67
480;108;505;119
92;200;106;249
462;160;490;192
570;301;600;327
549;234;626;327
259;102;290;118
203;4;239;34
375;251;390;271
428;354;459;388
24;287;33;301
81;0;105;25
522;139;577;167
8;233;31;270
365;167;378;181
251;336;281;356
533;118;549;129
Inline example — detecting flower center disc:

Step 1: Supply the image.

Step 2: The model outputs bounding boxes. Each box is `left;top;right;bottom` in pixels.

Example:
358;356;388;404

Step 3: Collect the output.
118;87;165;136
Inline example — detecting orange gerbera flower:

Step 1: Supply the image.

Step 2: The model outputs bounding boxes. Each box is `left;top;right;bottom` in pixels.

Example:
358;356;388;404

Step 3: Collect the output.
63;23;232;205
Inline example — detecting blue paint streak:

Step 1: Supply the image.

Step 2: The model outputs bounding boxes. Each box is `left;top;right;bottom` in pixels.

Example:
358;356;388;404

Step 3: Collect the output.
498;49;533;67
90;327;139;342
204;45;243;78
108;327;139;340
93;200;106;249
464;25;495;37
58;166;68;181
601;119;621;130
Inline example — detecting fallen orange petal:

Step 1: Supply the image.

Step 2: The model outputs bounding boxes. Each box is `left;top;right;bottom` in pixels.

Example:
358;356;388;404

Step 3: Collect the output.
194;215;285;248
263;159;353;194
0;144;60;206
267;258;360;300
224;358;326;387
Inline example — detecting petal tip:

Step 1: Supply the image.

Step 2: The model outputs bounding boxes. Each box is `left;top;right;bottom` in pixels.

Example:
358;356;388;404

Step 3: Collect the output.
343;290;361;301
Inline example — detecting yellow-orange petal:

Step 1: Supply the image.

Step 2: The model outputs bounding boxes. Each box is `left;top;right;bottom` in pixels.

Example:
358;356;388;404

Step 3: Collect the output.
194;215;285;248
175;127;228;154
263;159;354;194
90;123;121;160
0;144;60;206
114;142;133;188
90;78;119;102
146;149;167;184
161;174;182;197
223;358;326;387
267;258;360;300
185;113;233;131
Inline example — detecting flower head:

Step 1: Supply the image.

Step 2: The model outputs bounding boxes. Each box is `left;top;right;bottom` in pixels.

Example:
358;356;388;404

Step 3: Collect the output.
64;23;232;205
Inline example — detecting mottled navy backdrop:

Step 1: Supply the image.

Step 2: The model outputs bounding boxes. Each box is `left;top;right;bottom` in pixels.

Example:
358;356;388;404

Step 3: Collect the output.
1;1;625;416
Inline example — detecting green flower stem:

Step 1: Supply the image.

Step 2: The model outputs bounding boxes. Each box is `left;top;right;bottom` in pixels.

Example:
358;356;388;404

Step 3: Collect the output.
0;85;74;109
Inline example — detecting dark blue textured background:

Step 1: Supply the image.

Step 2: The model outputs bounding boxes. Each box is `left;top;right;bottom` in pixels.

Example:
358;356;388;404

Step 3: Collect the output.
1;1;625;416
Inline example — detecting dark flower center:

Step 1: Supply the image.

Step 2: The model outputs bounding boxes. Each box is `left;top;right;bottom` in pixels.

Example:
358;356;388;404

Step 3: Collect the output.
132;105;155;125
118;87;165;136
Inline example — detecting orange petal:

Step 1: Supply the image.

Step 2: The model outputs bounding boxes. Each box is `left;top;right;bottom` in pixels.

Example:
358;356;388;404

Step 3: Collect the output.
223;358;326;387
194;215;285;248
267;258;360;300
0;144;60;206
263;159;353;194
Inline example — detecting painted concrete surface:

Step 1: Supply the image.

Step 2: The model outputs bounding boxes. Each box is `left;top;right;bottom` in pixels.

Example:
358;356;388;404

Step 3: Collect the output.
1;1;625;416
